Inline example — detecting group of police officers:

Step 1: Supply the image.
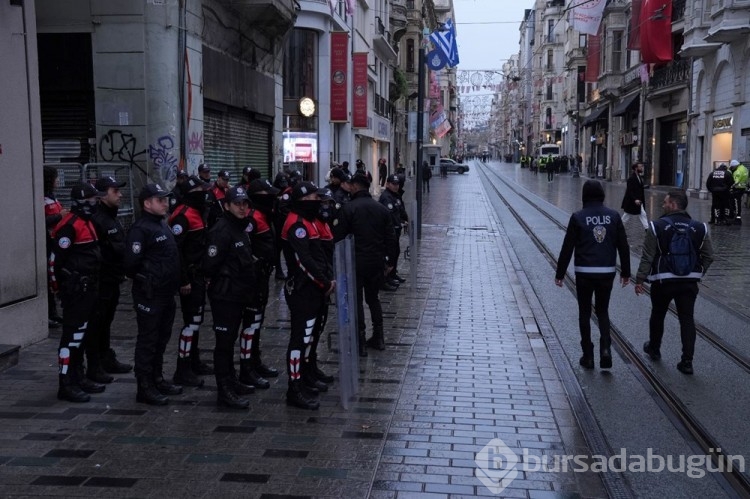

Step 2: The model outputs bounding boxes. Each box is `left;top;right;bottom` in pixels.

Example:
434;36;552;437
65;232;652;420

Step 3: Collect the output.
45;163;408;410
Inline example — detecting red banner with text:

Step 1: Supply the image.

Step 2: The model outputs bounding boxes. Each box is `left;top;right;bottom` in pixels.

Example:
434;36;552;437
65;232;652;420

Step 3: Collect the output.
330;32;349;122
352;53;368;129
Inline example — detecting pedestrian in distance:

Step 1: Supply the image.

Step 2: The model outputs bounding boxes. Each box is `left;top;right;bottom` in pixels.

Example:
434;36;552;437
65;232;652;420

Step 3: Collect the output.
335;172;397;356
49;183;107;402
547;154;555;182
621;162;649;231
422;161;432;194
378;158;388;187
728;159;748;224
86;176;132;384
124;183;183;405
635;189;714;375
555;180;631;370
706;163;733;225
204;186;258;408
168;175;213;388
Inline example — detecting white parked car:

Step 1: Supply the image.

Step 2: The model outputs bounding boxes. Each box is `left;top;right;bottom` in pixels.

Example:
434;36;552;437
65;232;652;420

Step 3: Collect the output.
439;158;470;174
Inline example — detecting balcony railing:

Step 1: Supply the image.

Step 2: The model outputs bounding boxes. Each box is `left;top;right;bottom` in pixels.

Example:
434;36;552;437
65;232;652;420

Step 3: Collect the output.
649;59;690;90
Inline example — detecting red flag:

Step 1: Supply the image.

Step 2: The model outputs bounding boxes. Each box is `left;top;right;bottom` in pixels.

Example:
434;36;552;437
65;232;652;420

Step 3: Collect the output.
640;0;673;63
330;32;349;122
352;53;368;128
585;34;601;82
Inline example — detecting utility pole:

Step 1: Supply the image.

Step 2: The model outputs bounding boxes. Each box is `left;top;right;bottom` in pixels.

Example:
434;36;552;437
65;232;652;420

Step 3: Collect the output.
415;35;426;240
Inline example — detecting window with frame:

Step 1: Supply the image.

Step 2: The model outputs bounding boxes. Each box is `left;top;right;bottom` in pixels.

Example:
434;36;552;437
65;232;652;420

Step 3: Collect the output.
546;49;553;71
547;19;555;43
283;29;316;99
612;30;623;72
579;34;587;48
546;83;553;100
407;38;415;72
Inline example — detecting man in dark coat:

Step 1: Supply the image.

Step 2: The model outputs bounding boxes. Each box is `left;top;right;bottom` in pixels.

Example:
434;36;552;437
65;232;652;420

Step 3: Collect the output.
621;162;649;230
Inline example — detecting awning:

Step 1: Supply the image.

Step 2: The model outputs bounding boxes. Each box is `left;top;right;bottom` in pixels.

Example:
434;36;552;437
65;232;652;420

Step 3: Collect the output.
612;93;640;117
582;106;608;127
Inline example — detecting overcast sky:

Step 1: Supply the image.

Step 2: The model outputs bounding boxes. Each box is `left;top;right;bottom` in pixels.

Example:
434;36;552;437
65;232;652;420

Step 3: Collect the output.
453;0;531;71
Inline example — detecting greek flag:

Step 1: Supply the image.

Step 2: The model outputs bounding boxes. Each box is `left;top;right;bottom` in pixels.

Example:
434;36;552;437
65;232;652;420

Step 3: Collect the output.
429;18;459;68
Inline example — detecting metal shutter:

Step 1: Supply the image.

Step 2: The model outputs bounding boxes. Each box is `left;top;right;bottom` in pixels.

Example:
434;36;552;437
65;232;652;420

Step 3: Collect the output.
204;107;271;181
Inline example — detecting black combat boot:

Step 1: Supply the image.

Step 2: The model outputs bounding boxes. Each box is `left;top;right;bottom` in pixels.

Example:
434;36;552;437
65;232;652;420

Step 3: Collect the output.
101;348;132;374
302;363;328;393
250;352;279;378
216;377;250;409
366;325;386;351
57;373;90;403
358;331;368;358
153;374;183;396
239;360;270;389
86;356;115;384
173;358;204;387
286;380;320;410
308;355;334;384
229;370;256;395
579;341;594;369
76;365;106;393
136;375;168;405
190;349;214;376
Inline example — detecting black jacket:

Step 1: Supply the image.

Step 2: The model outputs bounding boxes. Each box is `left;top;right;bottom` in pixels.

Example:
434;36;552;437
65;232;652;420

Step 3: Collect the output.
336;189;397;273
124;212;180;297
281;212;331;292
91;203;126;282
706;169;733;193
621;172;645;215
168;204;207;285
204;213;256;304
50;208;102;280
556;201;630;280
378;188;408;230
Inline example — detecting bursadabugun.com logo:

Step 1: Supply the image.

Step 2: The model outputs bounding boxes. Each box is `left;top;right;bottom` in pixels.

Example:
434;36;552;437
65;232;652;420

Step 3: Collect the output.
476;438;746;495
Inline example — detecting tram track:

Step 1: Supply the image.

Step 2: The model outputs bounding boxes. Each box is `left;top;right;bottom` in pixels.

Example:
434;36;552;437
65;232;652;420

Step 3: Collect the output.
476;162;750;498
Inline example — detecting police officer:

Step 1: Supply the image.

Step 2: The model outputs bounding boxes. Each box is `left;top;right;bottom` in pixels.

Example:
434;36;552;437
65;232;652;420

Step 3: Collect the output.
336;173;397;356
379;174;408;289
44;166;66;328
280;181;335;409
169;175;212;387
204;186;257;408
86;176;131;384
169;171;189;212
635;189;714;374
239;179;282;389
50;184;106;402
239;166;262;190
274;171;299;280
555;180;631;370
706;163;734;225
207;170;232;227
729;159;748;224
197;163;211;183
124;184;182;405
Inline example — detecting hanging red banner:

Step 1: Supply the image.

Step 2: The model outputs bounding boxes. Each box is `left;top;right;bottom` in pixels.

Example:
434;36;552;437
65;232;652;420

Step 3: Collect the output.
352;53;368;128
585;34;601;82
640;0;673;63
330;32;349;122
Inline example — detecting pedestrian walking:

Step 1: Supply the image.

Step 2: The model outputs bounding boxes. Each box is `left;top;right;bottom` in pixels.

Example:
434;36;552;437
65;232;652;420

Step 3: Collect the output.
49;183;106;402
729;159;748;224
124;184;182;405
706;163;733;225
280;181;335;409
168;175;213;388
336;173;397;356
621;162;649;231
86;176;132;384
555;180;631;370
635;189;714;375
547;155;555;182
422;161;432;193
204;186;258;408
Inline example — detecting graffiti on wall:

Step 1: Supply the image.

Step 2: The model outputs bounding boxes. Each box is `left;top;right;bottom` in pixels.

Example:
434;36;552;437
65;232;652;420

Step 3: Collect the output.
99;130;148;175
188;131;203;153
148;135;178;184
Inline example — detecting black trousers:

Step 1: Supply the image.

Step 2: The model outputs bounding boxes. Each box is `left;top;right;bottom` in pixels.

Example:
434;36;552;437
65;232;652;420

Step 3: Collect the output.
575;276;614;351
209;298;244;380
423;179;430;193
356;268;384;333
59;279;98;375
133;293;176;377
177;277;206;359
547;167;554;181
284;280;324;380
86;278;120;362
730;189;746;219
388;228;402;278
711;191;731;221
310;298;330;362
240;263;272;361
648;280;699;362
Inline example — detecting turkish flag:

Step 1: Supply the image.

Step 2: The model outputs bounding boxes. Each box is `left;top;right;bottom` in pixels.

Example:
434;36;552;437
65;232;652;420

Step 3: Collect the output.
640;0;673;63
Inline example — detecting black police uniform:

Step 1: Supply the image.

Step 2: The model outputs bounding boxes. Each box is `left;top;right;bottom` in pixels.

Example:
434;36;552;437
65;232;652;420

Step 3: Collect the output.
336;183;398;355
124;191;181;405
169;188;211;387
379;180;408;282
555;180;630;369
706;166;734;224
239;182;281;388
281;185;333;410
88;186;130;382
50;189;104;402
204;189;257;409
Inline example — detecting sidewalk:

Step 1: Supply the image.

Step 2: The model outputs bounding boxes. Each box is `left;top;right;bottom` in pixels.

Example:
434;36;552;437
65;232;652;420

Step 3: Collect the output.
0;171;602;498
